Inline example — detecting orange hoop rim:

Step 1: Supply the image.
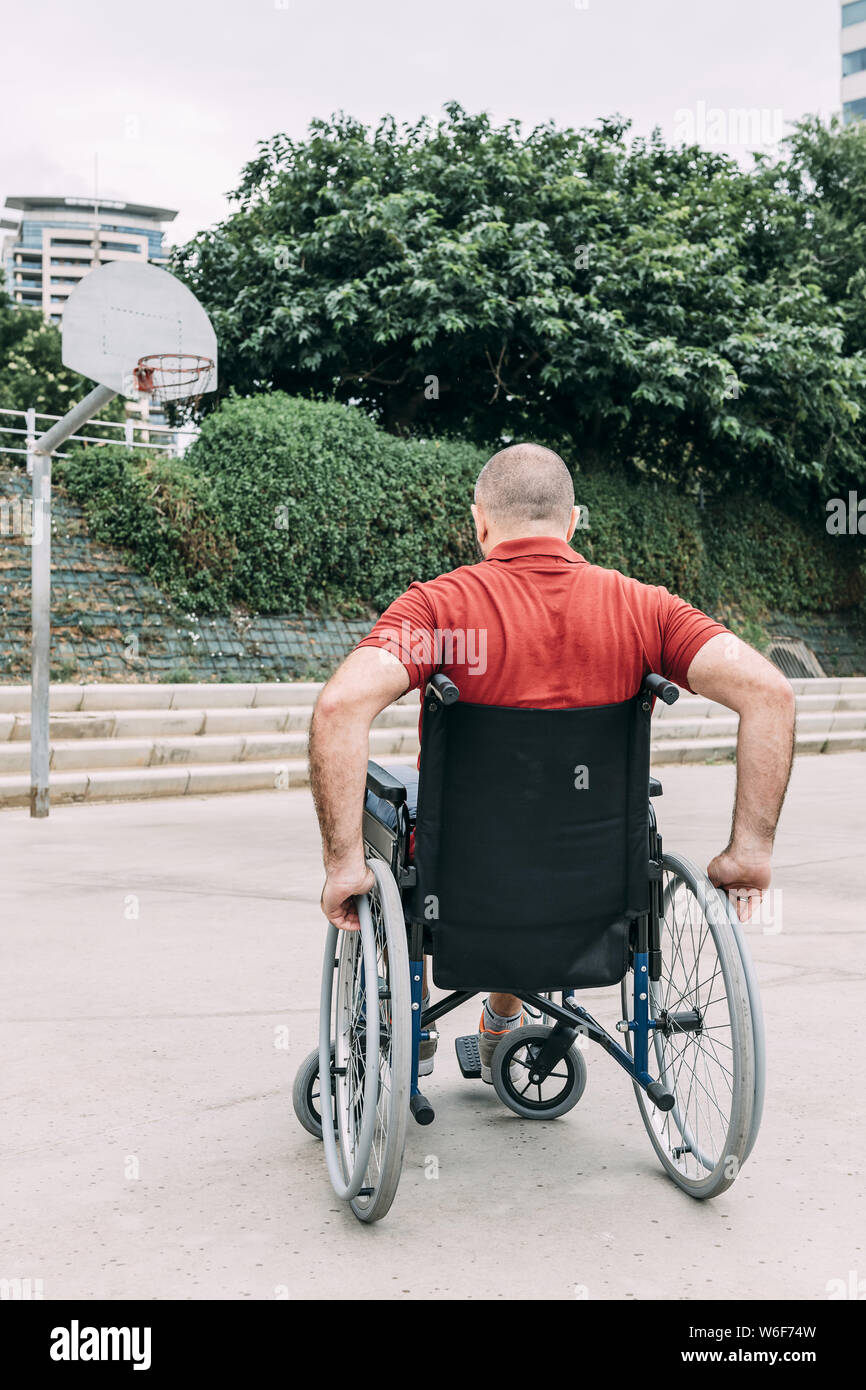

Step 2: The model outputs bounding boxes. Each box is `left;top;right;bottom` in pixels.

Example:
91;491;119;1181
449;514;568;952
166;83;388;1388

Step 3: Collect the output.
133;352;215;399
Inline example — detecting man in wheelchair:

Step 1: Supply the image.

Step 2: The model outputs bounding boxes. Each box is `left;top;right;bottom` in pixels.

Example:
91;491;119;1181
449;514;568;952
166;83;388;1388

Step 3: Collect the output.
302;443;794;1218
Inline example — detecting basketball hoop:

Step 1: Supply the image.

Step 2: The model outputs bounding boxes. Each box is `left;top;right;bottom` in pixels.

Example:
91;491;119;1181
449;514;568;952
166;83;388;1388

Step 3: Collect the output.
63;261;218;403
132;352;216;404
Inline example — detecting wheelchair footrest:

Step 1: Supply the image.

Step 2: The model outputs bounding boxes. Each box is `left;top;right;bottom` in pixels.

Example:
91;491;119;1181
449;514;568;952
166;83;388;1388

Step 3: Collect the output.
455;1034;483;1080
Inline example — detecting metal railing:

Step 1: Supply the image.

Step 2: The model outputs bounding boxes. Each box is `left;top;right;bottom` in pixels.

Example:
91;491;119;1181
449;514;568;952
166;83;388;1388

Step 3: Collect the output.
0;405;199;468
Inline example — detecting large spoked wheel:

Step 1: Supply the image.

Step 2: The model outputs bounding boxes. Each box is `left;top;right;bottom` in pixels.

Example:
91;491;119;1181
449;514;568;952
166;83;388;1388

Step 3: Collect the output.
621;851;761;1199
491;1025;587;1120
319;857;411;1223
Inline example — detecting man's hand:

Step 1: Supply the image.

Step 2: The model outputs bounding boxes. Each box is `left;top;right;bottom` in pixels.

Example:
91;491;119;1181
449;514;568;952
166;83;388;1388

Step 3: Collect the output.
707;845;772;921
320;861;374;932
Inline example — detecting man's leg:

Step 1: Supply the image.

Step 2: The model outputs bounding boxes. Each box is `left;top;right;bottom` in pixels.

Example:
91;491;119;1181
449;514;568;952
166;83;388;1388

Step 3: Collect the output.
478;991;527;1083
489;992;522;1016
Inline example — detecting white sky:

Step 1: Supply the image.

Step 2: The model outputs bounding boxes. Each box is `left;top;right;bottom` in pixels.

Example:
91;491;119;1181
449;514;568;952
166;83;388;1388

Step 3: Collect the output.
1;0;844;247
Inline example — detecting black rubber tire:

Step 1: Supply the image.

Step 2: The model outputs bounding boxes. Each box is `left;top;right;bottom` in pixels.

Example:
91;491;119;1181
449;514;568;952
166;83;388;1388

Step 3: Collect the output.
292;1044;334;1141
491;1025;587;1120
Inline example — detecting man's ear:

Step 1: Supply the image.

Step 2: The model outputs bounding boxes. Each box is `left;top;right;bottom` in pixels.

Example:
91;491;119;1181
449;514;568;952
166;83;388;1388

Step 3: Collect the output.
471;501;487;547
565;505;579;542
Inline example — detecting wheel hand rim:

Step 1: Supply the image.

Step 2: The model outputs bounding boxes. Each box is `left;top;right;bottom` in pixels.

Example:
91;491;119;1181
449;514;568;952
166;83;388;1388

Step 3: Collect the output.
319;895;380;1202
352;879;394;1209
621;852;754;1194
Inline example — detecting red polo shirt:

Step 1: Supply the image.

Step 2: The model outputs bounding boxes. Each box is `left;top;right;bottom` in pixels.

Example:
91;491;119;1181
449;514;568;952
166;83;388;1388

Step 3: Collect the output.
357;537;728;709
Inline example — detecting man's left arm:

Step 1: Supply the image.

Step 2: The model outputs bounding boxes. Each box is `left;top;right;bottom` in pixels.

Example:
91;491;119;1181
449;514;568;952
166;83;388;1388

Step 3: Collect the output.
309;647;410;931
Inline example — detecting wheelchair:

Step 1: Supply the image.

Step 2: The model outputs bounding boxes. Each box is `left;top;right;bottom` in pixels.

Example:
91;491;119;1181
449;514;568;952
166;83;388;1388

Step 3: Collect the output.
293;672;765;1224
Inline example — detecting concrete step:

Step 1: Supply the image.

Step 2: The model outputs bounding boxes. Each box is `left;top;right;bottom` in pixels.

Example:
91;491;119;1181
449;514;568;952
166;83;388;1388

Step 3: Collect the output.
3;707;859;776
1;677;864;807
0;701;418;743
0;681;423;715
0;754;424;807
1;677;864;719
4;725;864;806
6;722;866;806
787;677;866;693
0;726;420;775
652;690;866;719
652;727;866;764
3;691;865;746
0;762;302;807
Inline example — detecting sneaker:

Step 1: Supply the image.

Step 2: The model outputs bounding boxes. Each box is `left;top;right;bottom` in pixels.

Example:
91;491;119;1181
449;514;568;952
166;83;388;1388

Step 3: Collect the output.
418;994;437;1076
478;1004;527;1084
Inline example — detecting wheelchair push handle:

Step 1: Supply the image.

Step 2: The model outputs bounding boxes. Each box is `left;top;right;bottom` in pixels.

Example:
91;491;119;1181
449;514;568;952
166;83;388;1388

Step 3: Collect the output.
641;673;679;706
427;672;460;706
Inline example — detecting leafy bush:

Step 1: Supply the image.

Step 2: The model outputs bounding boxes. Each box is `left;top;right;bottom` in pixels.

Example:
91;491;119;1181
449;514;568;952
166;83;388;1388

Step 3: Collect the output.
183;391;482;612
55;446;236;611
572;472;706;601
698;495;864;615
57;393;864;622
573;472;862;615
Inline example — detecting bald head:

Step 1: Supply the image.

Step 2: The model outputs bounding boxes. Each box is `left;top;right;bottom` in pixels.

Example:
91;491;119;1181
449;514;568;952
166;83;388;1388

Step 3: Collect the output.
474;443;575;535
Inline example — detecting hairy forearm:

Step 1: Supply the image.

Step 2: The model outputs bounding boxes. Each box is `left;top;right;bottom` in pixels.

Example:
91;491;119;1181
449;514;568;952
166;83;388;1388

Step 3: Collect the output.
308;702;370;871
729;688;795;853
687;634;797;886
308;650;408;930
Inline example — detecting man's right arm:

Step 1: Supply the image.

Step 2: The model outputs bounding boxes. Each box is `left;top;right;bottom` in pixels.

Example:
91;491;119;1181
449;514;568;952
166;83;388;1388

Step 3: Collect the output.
685;632;796;917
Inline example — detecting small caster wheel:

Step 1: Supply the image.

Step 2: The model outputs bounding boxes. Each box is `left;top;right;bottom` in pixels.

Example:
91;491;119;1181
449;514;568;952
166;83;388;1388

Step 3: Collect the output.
491;1025;587;1119
292;1044;335;1140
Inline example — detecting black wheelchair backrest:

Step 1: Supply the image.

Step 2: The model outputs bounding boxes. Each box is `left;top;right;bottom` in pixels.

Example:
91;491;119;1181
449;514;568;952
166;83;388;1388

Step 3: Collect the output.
411;692;652;992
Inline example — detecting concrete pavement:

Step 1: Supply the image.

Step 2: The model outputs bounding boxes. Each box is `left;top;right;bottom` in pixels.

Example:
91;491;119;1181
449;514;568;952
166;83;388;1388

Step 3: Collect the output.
1;754;864;1301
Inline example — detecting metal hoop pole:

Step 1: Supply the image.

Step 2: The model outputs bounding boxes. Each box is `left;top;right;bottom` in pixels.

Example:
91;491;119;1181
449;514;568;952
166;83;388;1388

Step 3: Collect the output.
29;383;117;818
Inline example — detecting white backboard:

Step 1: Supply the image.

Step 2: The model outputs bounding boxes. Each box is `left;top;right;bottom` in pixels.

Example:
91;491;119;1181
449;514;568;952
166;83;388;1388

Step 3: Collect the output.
62;260;218;401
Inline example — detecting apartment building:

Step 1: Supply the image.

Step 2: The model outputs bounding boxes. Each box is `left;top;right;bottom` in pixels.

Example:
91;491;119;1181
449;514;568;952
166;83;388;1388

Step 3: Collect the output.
1;195;177;323
842;0;866;122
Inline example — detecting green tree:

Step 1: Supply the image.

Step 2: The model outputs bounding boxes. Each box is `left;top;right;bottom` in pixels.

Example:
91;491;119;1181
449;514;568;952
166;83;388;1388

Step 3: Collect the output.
0;290;125;428
771;114;866;356
173;105;866;505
